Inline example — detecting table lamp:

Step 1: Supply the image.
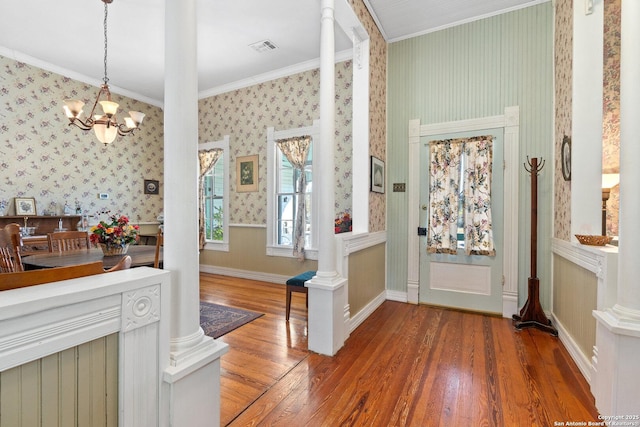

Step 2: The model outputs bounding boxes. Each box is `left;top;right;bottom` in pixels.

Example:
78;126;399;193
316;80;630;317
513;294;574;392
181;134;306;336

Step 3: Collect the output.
601;173;620;236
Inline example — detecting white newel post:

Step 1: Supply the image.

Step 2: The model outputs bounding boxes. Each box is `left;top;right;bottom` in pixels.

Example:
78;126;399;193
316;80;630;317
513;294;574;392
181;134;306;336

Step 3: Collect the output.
306;0;347;356
162;0;228;425
592;0;640;415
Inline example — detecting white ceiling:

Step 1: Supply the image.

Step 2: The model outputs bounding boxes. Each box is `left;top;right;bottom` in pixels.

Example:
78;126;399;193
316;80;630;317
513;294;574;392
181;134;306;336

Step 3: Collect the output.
0;0;543;106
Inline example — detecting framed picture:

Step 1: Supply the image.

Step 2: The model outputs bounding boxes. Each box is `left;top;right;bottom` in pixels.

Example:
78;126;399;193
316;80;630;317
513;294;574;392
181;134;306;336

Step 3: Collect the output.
15;197;37;215
561;135;571;181
236;155;259;192
370;156;385;194
144;179;160;195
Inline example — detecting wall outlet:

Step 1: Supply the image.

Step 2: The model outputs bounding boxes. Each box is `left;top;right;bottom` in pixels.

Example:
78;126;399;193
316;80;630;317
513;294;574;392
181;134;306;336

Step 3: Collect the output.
98;193;109;200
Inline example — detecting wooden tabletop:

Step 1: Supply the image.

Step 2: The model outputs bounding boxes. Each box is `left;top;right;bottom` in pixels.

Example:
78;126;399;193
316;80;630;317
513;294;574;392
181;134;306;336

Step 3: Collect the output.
22;245;162;269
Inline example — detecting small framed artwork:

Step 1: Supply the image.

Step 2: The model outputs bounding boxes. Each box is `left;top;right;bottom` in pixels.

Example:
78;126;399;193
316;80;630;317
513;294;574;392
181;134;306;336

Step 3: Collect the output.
370;156;385;194
236;155;259;192
144;179;160;195
561;135;571;181
15;197;37;215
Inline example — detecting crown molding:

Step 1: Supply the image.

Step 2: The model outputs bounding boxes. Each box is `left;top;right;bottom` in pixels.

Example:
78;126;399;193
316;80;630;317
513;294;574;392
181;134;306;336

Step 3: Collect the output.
0;46;164;108
198;48;353;99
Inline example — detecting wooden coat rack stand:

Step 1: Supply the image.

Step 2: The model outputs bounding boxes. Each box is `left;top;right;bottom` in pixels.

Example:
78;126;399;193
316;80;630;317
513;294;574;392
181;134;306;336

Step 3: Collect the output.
512;157;558;336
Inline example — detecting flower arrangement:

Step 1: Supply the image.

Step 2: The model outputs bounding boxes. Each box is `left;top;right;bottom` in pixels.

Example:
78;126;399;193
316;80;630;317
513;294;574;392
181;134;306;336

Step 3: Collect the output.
90;214;139;249
334;211;352;234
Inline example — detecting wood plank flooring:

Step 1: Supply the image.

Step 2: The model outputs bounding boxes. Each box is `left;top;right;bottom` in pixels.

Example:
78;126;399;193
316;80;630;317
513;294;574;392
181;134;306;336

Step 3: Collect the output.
200;273;600;426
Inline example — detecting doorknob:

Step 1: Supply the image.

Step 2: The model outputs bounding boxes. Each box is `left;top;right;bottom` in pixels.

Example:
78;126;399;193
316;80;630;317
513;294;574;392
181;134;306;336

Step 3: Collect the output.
421;204;427;211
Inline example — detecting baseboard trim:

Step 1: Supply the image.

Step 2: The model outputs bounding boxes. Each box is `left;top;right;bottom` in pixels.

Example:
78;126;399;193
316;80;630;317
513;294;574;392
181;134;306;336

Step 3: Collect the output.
386;290;408;303
551;312;593;385
199;264;288;285
348;291;386;334
502;292;518;318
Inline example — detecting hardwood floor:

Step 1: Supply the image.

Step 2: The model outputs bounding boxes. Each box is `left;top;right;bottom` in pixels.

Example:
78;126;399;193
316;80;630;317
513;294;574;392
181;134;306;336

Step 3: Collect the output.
200;273;600;426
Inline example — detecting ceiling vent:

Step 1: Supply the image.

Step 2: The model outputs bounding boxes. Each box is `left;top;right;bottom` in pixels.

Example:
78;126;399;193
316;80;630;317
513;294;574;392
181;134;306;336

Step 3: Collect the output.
249;40;278;53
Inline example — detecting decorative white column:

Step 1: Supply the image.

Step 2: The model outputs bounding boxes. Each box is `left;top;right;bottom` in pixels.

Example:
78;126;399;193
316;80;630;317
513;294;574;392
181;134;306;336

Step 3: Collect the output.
592;0;640;415
306;0;347;356
162;0;228;425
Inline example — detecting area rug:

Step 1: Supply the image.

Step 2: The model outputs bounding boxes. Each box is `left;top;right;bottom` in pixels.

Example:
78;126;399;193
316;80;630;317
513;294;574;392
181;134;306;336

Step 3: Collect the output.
200;301;263;339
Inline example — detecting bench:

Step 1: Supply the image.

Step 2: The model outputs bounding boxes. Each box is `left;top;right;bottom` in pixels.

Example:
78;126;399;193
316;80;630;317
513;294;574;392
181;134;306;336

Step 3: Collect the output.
285;270;315;321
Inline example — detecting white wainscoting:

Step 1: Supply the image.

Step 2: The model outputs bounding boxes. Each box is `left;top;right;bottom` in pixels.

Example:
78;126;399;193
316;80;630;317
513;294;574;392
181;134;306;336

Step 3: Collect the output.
551;237;618;385
0;267;171;427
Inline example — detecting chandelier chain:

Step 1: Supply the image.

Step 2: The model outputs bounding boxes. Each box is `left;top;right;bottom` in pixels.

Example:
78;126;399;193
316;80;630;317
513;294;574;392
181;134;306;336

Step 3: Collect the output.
103;1;109;85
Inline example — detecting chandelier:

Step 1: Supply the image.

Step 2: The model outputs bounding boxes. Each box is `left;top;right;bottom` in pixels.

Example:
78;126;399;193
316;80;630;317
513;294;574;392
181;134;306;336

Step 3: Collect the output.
63;0;145;146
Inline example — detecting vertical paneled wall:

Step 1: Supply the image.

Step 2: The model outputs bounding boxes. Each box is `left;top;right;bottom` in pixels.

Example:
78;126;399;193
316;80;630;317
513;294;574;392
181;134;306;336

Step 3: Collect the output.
553;254;597;358
0;334;118;427
387;3;554;308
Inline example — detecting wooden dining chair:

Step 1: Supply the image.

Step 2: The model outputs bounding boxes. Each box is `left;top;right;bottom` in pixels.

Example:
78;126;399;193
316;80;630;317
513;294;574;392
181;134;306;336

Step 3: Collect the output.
154;228;163;269
47;230;91;253
0;223;24;273
0;256;133;292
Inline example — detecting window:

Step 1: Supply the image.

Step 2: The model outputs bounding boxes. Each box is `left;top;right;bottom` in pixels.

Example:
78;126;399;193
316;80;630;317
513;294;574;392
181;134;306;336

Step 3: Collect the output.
203;155;224;241
199;137;229;251
266;123;319;259
276;146;312;247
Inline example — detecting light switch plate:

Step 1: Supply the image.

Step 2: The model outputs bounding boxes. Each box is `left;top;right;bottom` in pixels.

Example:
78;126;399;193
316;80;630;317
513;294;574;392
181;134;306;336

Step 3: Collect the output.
393;183;406;192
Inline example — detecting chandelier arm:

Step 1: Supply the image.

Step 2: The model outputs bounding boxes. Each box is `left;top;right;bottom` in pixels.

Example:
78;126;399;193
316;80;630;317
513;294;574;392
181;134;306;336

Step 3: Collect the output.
117;124;137;136
68;119;94;132
83;85;109;124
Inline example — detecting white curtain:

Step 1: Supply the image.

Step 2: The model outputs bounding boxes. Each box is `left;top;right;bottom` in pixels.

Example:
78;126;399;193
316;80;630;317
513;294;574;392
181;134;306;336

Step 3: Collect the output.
276;135;311;261
198;148;223;250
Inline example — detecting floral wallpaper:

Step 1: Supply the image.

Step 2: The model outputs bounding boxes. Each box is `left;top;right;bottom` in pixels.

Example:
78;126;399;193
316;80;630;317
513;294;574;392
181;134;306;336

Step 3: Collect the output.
602;0;620;236
350;0;387;233
0;55;164;223
554;0;573;240
198;62;353;225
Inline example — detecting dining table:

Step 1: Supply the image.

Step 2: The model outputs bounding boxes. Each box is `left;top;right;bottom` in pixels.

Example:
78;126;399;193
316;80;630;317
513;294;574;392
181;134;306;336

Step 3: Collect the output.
22;245;162;270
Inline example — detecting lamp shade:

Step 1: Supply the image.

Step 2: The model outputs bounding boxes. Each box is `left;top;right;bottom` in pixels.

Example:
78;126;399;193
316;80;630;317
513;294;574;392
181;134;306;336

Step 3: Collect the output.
93;120;118;145
602;173;620;189
128;111;145;126
63;99;85;118
99;100;119;117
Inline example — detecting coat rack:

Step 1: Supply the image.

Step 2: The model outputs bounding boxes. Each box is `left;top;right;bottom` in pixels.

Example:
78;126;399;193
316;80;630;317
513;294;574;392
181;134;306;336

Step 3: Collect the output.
513;157;558;336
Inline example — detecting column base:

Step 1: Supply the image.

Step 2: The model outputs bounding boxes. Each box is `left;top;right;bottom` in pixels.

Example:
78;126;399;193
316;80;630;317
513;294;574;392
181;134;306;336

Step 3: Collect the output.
592;309;640;415
162;337;228;427
306;273;347;356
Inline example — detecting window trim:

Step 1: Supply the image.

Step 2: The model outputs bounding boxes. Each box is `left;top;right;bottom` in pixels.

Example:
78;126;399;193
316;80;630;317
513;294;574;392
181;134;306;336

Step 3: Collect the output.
199;136;230;252
266;121;320;260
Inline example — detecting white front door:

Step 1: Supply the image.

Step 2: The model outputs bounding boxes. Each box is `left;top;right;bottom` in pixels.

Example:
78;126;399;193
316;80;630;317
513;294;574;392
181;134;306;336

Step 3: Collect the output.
418;129;504;314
